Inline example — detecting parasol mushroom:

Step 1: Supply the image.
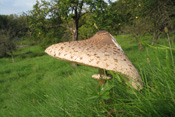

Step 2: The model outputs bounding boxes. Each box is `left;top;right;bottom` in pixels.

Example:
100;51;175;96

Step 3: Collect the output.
45;30;143;90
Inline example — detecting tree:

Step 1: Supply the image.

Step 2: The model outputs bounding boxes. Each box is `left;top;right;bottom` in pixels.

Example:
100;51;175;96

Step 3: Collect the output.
111;0;149;49
122;19;152;50
0;14;28;62
28;0;110;41
0;30;16;62
111;0;175;47
26;2;65;48
140;0;175;44
28;0;109;66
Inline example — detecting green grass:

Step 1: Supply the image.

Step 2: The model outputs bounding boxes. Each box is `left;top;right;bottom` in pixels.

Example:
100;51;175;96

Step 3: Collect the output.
0;35;175;116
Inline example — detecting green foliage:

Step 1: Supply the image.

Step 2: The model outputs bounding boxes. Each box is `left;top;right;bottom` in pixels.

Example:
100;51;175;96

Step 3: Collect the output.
27;0;115;47
1;35;175;116
26;0;175;47
78;14;98;39
0;14;27;57
0;14;28;36
140;0;175;41
0;30;16;57
1;0;175;115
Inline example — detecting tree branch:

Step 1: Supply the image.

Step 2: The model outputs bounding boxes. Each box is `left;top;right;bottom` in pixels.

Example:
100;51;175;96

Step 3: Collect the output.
42;24;65;29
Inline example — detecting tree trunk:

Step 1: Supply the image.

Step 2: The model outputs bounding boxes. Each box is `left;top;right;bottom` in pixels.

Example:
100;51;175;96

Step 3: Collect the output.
71;16;79;67
152;22;160;45
134;35;143;50
157;33;160;40
72;20;77;67
138;41;143;50
10;51;15;63
152;32;156;45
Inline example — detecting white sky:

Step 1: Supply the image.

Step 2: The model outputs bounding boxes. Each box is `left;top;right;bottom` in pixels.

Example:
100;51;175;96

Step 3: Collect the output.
0;0;37;15
0;0;117;15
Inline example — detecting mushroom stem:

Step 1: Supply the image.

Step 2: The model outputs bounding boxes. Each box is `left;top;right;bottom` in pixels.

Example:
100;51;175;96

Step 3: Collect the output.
99;79;107;86
98;69;111;86
99;69;106;85
98;68;107;76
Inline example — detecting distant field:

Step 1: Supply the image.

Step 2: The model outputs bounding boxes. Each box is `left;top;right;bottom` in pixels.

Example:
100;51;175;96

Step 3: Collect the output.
0;35;175;116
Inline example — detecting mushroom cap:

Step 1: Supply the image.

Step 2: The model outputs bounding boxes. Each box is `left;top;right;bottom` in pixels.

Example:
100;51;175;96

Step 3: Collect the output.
45;30;143;89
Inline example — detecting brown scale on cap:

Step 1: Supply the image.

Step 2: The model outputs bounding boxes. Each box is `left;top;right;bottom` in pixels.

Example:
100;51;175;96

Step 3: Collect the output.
45;30;143;90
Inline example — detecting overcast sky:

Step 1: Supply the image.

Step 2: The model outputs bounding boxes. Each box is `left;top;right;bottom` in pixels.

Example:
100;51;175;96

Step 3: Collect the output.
0;0;36;15
0;0;117;15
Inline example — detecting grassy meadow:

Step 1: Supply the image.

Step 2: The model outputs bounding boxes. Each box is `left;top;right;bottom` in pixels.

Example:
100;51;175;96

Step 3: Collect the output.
0;35;175;116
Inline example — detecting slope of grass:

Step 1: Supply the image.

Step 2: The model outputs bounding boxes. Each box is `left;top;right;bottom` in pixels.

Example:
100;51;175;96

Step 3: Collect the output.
0;35;175;116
